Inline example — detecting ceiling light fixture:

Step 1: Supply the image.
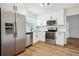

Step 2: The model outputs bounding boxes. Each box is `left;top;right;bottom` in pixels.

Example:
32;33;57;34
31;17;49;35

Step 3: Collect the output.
40;3;50;8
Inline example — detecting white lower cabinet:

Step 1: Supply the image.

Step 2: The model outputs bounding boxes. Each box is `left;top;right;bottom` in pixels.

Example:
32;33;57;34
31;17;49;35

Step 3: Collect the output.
33;32;38;44
33;31;45;44
40;32;45;42
56;32;65;46
37;31;45;42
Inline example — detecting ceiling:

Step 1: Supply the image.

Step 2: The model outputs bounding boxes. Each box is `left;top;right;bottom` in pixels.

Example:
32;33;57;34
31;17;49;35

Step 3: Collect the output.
23;3;79;16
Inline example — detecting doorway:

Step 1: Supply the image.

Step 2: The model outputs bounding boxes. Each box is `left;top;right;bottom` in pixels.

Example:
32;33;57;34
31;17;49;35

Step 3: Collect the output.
65;14;79;51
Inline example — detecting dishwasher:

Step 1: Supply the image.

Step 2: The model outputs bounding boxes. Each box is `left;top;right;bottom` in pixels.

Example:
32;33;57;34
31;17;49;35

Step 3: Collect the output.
26;32;33;47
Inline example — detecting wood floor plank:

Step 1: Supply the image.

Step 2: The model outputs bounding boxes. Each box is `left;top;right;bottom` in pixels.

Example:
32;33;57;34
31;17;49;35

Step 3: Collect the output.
18;41;79;56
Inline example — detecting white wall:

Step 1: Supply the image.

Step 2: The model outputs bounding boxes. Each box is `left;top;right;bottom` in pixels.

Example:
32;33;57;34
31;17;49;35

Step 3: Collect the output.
65;7;79;44
65;8;79;16
66;22;69;38
67;14;79;38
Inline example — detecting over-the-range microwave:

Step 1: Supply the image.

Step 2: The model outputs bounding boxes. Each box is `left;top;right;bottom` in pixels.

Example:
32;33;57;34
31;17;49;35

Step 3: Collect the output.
47;20;56;26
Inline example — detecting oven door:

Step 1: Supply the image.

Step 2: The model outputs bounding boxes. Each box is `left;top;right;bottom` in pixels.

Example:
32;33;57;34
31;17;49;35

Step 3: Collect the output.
45;31;56;44
46;32;55;39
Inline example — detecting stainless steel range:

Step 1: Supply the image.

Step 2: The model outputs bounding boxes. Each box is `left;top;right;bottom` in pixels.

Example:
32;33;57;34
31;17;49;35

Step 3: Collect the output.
45;27;57;44
45;20;57;44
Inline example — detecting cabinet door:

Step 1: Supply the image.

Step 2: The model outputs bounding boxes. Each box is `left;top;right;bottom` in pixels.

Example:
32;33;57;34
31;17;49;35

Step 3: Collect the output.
56;9;64;25
33;32;38;43
41;32;45;41
56;32;65;46
37;32;45;42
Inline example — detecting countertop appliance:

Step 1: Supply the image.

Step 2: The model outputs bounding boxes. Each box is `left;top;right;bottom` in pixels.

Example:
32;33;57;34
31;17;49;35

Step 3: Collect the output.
0;8;26;56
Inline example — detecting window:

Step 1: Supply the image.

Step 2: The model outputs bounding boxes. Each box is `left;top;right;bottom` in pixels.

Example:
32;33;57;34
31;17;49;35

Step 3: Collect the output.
26;16;36;32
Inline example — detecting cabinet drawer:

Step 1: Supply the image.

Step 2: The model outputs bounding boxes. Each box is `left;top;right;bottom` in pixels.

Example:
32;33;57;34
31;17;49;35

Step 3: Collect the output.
46;39;56;44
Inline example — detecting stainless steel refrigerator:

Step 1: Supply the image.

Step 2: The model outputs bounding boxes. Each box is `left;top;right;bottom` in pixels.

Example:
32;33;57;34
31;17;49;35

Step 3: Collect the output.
0;8;26;56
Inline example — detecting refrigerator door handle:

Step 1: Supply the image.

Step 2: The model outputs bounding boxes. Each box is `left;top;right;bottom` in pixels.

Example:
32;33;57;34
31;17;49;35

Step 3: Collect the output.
13;21;17;38
13;22;15;38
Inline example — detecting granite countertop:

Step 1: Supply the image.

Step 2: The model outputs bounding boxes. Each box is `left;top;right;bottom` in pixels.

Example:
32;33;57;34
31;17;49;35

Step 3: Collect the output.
26;32;33;34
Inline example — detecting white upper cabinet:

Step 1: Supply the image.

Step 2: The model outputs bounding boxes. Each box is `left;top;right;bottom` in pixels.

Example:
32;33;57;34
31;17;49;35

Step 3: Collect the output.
37;14;50;26
37;12;56;26
0;4;27;15
37;9;65;26
56;9;65;25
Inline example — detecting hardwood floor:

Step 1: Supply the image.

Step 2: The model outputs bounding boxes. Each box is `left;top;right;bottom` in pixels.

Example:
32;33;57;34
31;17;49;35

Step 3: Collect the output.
65;38;79;51
18;41;79;56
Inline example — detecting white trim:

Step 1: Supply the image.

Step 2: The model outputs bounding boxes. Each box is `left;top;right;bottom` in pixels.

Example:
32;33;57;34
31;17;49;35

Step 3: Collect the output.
65;8;79;16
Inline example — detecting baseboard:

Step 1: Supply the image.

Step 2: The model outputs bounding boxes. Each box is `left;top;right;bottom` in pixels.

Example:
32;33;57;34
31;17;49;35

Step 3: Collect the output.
26;44;32;48
15;50;25;56
68;37;79;39
39;40;45;42
32;40;45;45
32;40;40;45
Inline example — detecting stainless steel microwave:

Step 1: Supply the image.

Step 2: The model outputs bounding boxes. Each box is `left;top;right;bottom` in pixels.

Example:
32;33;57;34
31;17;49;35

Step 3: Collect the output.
47;20;56;26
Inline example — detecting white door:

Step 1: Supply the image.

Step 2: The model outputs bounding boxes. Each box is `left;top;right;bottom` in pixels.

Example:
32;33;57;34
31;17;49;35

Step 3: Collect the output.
66;22;69;38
